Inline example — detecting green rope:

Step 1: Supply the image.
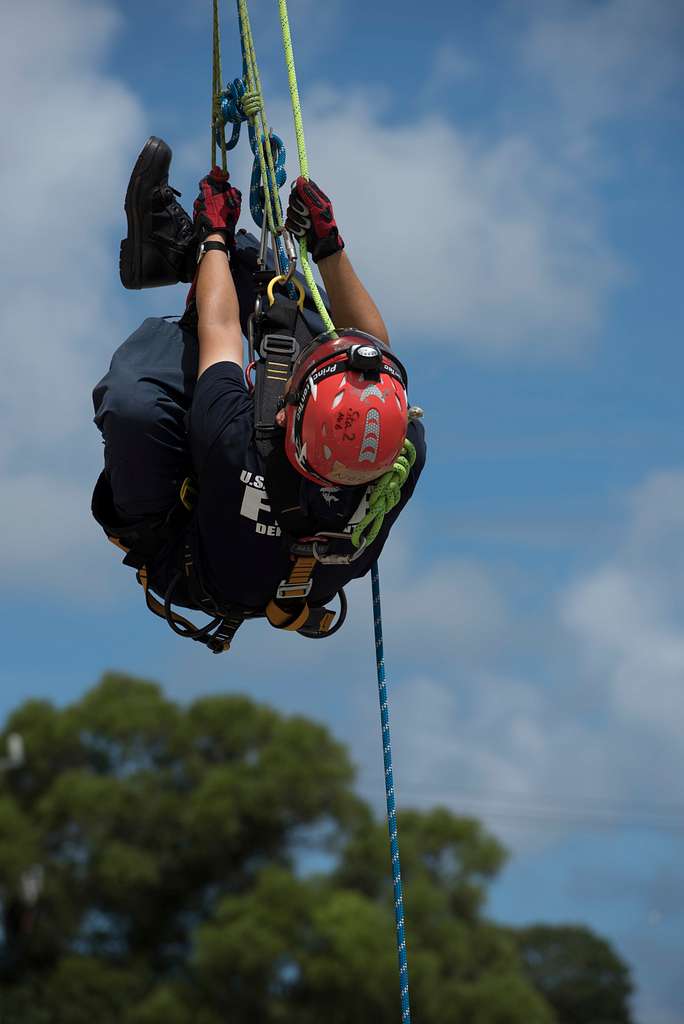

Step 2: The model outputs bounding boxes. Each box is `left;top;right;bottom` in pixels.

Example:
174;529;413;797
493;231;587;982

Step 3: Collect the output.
277;0;336;335
351;439;417;549
237;0;281;237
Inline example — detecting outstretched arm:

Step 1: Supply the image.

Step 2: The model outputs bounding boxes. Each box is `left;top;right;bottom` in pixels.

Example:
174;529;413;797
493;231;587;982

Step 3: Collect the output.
285;177;390;345
317;249;389;345
196;233;243;377
191;168;244;378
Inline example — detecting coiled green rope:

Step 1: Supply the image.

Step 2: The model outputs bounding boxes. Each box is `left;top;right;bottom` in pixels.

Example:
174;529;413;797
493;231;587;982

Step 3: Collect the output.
352;439;417;549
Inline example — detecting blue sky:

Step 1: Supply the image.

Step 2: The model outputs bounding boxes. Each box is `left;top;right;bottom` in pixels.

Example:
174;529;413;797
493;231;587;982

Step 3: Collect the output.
2;0;684;1020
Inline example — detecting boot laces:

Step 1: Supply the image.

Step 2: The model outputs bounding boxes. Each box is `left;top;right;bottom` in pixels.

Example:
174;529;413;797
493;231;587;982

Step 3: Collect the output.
153;185;193;241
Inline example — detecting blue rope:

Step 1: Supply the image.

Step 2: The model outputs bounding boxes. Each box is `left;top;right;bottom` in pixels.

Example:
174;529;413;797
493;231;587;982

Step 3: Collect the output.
247;126;286;227
217;78;248;151
372;562;411;1023
217;73;294;292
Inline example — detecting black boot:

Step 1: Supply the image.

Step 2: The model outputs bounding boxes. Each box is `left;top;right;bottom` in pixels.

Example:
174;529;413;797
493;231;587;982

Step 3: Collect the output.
119;137;195;289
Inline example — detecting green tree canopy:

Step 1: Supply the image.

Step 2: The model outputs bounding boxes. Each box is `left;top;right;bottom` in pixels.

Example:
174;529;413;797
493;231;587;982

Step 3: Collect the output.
0;674;633;1023
515;923;634;1024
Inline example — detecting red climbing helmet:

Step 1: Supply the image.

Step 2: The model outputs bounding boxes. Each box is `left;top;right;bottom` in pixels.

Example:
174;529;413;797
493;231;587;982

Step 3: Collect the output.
283;330;409;486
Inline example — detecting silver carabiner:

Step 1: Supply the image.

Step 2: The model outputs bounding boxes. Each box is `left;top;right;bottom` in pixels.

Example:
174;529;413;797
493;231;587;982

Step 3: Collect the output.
311;532;367;565
247;313;256;364
257;213;269;270
281;228;298;284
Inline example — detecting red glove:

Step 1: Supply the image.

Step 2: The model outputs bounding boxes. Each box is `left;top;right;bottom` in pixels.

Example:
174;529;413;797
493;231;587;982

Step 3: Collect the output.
193;166;242;242
285;176;344;263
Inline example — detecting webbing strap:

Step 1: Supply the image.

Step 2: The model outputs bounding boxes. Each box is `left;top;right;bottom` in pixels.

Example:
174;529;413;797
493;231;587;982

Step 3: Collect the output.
283;554;315;595
253;328;299;460
265;554;315;630
137;566;205;638
102;529;237;653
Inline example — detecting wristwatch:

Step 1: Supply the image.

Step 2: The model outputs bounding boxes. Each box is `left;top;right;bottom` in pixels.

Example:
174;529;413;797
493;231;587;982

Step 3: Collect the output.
197;239;230;264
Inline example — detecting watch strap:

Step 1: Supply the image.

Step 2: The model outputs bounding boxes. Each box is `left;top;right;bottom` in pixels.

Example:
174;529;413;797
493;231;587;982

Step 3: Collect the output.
197;239;230;263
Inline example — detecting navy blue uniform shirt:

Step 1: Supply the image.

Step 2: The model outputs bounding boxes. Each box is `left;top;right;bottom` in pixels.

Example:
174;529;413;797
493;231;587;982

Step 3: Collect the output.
188;361;426;610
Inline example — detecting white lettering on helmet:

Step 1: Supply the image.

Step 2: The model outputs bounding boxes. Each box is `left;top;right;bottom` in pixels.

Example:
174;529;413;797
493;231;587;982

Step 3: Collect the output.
311;363;342;384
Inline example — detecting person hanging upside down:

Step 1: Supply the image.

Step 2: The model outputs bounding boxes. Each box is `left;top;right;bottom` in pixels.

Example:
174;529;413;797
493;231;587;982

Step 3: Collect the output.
92;137;426;651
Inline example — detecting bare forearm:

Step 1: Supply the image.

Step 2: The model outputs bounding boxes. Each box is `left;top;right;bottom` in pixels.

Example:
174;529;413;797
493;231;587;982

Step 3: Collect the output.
317;250;389;345
196;233;243;376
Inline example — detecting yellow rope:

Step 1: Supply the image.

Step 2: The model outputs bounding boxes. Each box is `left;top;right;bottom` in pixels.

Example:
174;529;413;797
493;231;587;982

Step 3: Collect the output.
212;0;227;172
237;0;280;237
277;0;336;335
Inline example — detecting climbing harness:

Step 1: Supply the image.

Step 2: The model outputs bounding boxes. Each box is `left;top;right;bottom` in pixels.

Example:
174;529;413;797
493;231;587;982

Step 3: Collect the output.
93;259;350;654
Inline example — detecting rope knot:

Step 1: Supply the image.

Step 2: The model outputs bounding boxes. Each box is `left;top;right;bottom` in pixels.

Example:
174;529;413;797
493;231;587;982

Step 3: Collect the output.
240;88;262;120
216;78;255;152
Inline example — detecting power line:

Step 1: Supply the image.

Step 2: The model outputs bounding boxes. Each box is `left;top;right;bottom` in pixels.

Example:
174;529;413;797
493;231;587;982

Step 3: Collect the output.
395;788;684;834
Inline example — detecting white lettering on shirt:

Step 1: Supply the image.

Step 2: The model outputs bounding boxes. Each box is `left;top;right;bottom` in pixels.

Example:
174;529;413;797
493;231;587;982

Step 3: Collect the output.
239;473;282;537
256;521;282;536
240;470;266;490
240;484;272;523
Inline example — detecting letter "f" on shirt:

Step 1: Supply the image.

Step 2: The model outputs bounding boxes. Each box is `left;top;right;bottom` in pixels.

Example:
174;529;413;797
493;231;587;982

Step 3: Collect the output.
240;484;272;523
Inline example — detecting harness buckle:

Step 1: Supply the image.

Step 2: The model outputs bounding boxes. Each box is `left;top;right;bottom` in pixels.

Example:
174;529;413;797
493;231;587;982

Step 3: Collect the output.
259;332;299;359
276;578;313;600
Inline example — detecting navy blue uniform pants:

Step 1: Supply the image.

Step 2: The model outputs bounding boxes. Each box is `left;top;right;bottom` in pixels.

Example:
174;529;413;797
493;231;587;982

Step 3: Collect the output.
93;316;197;521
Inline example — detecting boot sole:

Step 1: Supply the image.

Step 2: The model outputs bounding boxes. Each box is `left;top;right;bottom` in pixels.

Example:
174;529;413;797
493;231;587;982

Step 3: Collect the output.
119;136;172;290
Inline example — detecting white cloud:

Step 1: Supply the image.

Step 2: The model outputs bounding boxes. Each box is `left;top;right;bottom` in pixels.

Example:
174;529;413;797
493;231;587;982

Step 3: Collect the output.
180;2;683;361
0;472;129;601
373;527;512;659
0;0;146;588
172;3;684;370
522;0;684;131
341;469;684;854
243;88;622;357
562;470;684;738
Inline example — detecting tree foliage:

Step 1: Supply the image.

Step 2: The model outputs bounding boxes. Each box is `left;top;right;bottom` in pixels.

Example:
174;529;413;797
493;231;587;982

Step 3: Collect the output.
0;674;633;1023
515;924;634;1024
